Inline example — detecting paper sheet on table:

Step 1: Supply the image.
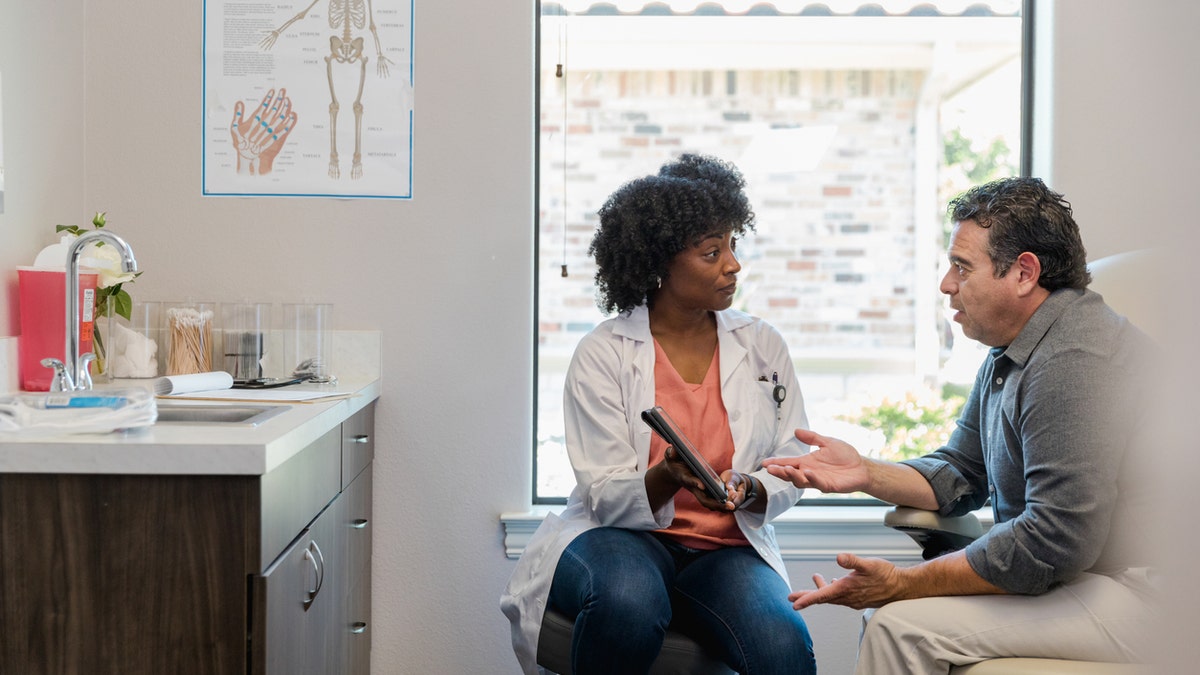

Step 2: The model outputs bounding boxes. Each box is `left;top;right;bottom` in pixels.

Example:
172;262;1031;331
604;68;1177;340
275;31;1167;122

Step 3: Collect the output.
158;388;355;404
153;371;234;395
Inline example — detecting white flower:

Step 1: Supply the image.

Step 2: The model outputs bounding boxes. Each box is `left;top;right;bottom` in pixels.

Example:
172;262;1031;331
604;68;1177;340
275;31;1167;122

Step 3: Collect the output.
79;241;136;289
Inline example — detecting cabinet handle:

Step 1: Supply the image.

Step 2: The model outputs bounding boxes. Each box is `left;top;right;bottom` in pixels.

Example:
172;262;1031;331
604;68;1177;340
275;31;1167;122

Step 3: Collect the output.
350;622;368;635
351;518;369;529
352;434;370;444
303;540;325;609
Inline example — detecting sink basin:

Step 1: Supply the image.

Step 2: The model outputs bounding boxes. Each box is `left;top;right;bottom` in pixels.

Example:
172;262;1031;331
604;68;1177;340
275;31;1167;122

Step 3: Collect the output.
154;402;290;426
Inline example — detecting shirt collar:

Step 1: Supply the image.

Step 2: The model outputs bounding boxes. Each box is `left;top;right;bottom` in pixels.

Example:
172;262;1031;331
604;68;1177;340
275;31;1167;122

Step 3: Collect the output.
999;288;1085;366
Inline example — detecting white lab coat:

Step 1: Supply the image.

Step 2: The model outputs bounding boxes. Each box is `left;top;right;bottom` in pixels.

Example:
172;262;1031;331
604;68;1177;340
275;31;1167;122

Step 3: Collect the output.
501;306;811;674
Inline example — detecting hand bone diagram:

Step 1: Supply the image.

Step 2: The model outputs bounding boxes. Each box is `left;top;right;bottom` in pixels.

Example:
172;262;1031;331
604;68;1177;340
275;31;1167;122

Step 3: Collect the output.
230;88;297;176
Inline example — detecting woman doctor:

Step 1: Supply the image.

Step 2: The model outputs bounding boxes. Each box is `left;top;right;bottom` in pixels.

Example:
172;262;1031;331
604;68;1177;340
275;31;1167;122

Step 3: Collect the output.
501;154;817;675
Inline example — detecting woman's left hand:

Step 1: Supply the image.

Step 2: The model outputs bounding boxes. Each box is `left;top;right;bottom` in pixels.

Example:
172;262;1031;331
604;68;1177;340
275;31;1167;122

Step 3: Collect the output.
682;466;743;512
713;470;755;512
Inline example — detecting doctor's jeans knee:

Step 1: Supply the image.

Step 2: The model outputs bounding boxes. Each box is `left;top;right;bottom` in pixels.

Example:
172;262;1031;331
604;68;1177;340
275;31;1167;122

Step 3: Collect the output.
548;527;673;674
547;527;816;675
669;537;816;675
853;569;1157;675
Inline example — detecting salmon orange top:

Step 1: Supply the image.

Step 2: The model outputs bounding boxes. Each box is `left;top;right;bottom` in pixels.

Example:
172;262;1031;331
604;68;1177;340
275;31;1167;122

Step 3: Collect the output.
649;339;749;550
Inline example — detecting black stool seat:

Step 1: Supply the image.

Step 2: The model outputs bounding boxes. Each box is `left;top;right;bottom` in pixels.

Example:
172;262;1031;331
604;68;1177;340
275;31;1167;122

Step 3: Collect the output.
536;607;735;675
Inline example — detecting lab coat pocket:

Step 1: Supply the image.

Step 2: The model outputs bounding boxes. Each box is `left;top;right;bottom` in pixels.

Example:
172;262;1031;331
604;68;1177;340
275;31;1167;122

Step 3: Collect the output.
747;380;782;452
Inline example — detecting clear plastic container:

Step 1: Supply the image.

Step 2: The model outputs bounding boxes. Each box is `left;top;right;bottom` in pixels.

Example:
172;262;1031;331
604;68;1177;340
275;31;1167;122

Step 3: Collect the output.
164;302;217;375
100;300;163;379
283;302;334;383
221;302;271;382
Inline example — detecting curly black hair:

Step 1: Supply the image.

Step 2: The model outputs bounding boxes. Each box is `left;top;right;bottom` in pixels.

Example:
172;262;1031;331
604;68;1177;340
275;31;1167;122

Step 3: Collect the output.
948;176;1091;291
589;154;755;314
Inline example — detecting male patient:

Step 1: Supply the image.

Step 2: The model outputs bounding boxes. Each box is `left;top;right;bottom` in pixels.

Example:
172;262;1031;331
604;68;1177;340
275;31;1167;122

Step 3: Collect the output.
764;177;1157;673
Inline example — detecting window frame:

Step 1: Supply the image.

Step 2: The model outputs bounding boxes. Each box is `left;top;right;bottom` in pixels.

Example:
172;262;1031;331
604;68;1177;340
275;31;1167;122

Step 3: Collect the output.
531;0;1036;506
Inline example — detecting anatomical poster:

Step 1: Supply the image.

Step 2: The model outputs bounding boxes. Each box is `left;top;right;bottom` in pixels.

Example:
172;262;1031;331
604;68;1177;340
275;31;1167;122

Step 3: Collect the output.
202;0;414;199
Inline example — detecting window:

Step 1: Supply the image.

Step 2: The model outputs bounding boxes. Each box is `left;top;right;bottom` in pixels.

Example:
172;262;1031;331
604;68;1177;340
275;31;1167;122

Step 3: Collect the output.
535;0;1027;503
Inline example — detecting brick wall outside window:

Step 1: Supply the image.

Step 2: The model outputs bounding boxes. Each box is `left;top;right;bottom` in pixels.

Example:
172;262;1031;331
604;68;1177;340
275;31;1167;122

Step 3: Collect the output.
540;67;928;360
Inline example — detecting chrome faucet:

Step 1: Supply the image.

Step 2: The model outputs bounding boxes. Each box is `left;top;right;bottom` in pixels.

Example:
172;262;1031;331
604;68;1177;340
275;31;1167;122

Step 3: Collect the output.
43;231;138;391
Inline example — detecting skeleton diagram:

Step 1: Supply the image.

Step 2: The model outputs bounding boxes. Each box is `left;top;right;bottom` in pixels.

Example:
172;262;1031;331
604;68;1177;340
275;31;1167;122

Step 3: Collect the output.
260;0;394;180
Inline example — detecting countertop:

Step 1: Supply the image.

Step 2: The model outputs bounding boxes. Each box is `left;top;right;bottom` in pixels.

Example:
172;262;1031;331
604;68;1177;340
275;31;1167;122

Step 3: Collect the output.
0;377;381;476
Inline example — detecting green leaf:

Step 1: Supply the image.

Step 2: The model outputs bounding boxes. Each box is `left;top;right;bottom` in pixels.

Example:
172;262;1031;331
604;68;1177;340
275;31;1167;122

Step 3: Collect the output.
113;289;133;321
56;224;85;236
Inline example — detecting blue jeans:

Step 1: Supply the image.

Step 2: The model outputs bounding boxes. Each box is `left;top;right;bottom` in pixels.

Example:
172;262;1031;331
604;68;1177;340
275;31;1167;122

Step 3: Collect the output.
547;527;816;675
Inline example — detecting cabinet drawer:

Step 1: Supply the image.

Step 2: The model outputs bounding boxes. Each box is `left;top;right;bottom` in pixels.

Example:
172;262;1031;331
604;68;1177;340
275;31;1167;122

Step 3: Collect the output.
341;403;375;489
260;424;341;571
252;500;339;675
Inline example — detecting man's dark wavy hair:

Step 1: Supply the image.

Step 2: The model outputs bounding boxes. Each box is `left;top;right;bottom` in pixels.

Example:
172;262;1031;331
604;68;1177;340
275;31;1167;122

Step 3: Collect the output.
948;176;1091;291
589;154;755;314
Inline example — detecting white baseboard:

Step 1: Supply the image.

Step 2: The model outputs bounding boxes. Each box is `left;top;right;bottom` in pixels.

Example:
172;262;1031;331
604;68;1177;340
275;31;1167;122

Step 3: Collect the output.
500;505;996;563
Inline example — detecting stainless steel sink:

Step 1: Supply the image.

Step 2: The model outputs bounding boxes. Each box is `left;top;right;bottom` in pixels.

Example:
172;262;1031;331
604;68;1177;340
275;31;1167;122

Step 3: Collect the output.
154;402;290;426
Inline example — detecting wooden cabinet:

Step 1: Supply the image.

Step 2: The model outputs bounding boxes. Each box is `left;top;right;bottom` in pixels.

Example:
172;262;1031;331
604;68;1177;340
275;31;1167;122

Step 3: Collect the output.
0;402;375;675
251;406;375;675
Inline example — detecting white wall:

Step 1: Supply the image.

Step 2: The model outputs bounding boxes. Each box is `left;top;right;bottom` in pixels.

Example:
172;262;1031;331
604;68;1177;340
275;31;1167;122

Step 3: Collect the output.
1036;0;1197;259
0;0;88;335
0;1;1196;673
1043;3;1200;672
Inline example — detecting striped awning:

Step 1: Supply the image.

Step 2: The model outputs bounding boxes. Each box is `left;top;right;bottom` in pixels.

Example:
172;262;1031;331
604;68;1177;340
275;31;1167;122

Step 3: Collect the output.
544;1;1021;16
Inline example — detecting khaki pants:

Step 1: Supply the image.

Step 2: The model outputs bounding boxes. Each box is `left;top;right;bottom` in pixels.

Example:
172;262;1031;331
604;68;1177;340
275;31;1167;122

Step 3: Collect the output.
855;569;1157;675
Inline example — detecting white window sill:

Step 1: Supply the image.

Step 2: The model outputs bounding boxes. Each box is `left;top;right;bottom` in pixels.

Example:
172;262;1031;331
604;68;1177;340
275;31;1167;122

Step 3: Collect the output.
501;504;993;562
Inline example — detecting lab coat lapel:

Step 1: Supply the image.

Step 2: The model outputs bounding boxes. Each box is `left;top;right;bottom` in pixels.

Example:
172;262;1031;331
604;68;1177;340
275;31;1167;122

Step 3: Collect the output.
715;309;751;389
614;307;655;464
715;310;756;469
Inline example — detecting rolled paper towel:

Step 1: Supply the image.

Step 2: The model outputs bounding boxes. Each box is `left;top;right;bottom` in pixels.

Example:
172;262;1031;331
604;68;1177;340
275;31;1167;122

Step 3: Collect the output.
154;371;235;396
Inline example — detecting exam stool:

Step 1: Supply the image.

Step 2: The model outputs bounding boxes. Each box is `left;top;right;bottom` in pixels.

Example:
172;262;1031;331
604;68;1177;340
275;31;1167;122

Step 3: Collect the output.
536;606;734;675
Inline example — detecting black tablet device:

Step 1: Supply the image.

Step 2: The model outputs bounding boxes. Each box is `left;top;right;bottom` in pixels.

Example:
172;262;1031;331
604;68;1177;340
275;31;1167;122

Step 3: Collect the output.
641;406;728;502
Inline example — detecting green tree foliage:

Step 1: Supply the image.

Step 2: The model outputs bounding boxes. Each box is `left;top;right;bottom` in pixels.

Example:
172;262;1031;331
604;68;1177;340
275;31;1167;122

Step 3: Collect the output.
941;127;1016;240
943;127;1012;184
841;385;967;462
